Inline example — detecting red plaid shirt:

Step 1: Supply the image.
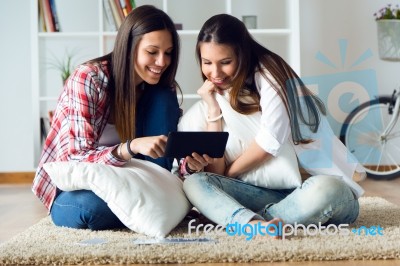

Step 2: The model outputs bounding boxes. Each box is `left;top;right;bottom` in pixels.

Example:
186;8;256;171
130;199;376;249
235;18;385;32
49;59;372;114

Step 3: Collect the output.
32;62;126;210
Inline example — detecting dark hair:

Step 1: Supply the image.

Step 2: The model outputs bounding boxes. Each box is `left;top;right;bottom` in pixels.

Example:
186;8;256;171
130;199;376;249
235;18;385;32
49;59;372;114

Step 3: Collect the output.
89;5;180;141
196;14;326;144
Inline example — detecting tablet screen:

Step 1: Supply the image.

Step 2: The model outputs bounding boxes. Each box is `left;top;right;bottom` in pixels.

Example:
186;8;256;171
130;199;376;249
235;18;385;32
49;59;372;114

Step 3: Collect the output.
164;131;229;158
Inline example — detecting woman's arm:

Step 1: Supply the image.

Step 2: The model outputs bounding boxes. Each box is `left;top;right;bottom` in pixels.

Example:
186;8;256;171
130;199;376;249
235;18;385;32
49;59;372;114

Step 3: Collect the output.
225;71;290;178
63;64;125;165
203;118;225;175
183;80;226;175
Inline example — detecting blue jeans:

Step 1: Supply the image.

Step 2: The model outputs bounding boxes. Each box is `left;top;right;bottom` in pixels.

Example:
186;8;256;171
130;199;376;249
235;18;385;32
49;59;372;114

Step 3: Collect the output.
183;173;359;226
51;190;126;230
51;85;181;230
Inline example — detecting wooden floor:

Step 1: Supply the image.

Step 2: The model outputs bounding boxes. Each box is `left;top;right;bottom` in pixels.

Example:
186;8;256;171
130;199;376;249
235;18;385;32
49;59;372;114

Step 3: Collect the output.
1;177;400;265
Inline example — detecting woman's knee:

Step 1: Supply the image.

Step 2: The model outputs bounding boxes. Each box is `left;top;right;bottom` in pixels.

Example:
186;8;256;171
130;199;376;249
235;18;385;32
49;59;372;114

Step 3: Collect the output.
302;175;353;203
183;172;209;194
50;190;123;230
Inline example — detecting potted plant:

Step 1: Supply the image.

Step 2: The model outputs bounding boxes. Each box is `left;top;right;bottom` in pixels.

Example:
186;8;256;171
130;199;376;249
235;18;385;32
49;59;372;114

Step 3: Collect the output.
47;48;78;84
374;4;400;60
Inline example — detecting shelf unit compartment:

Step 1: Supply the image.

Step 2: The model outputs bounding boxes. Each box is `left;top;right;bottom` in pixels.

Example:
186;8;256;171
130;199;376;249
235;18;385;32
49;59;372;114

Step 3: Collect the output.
252;34;290;63
40;101;57;122
176;35;203;96
103;35;117;54
135;0;163;10
166;0;226;30
38;37;100;98
175;34;202;114
43;0;100;33
231;0;289;29
179;96;200;115
39;102;57;150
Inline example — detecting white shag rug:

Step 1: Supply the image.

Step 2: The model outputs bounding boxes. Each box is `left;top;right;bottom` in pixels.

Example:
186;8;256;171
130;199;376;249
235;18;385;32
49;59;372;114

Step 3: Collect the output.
1;197;399;265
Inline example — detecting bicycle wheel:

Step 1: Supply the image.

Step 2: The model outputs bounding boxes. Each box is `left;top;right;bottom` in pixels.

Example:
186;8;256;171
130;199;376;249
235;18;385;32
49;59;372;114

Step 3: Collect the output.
340;96;400;180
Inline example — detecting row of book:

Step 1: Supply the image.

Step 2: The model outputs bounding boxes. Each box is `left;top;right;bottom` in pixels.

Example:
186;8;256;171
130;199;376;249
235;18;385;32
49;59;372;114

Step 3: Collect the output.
38;0;136;33
38;0;59;32
104;0;137;31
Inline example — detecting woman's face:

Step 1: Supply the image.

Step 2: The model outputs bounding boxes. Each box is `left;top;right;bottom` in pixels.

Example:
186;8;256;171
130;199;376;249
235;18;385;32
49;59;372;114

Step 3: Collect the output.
199;42;238;90
134;29;173;85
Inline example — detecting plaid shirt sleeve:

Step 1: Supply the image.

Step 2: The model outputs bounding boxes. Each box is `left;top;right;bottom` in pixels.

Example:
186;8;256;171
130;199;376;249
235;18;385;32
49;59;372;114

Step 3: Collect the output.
66;65;122;163
33;63;126;210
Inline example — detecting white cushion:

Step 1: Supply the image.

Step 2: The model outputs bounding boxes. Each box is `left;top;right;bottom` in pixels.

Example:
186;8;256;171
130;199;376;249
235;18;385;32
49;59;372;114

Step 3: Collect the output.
43;159;191;238
236;139;301;189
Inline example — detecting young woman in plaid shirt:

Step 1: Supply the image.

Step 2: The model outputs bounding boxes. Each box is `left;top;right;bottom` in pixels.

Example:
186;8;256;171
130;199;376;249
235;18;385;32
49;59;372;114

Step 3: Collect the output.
33;5;182;230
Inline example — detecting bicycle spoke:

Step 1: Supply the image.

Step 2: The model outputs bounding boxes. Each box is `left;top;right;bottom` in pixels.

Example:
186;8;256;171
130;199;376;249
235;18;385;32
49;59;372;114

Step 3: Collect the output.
392;143;400;153
386;131;400;140
374;142;400;173
385;151;400;171
351;127;378;143
378;107;387;131
369;121;385;133
354;111;384;133
360;146;378;166
372;142;385;172
385;131;400;172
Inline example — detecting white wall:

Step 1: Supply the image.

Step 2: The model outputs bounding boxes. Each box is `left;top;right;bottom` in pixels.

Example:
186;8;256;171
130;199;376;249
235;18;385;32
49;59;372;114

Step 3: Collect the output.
300;0;400;135
0;0;34;172
1;0;400;171
301;0;400;86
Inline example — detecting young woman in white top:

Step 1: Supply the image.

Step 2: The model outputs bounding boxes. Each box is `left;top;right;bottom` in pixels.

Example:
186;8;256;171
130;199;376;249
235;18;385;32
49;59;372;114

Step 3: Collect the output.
179;14;366;236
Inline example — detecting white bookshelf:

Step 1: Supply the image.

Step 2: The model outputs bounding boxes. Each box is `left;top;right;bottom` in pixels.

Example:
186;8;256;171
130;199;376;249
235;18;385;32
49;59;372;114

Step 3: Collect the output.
31;0;300;166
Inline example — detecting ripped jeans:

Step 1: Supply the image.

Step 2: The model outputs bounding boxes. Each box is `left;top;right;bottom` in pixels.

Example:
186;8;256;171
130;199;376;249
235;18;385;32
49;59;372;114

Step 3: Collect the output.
183;173;359;226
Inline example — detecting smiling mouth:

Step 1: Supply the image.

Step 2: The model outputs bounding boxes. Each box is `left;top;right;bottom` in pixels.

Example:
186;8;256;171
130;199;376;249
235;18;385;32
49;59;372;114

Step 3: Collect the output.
148;67;162;74
211;78;226;85
212;78;226;83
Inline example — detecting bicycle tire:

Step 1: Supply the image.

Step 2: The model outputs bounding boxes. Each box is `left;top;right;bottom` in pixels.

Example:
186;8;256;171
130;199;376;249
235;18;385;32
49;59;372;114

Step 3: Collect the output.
340;96;400;180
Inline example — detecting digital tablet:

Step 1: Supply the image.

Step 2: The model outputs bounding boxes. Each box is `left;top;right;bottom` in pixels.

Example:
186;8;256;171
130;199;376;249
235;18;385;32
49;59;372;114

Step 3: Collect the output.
164;131;229;158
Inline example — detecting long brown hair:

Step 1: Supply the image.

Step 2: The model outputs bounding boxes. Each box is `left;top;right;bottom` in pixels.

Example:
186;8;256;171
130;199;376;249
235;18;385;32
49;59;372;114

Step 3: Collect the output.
88;5;180;141
196;14;326;144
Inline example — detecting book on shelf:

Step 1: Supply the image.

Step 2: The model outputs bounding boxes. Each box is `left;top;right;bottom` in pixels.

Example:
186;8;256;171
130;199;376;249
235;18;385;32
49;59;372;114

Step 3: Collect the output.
41;0;54;32
120;0;133;17
38;0;46;32
49;0;60;32
124;0;133;13
40;110;54;143
48;110;54;125
103;0;117;31
114;0;125;21
108;0;122;28
40;117;46;143
119;0;128;17
102;0;135;31
40;117;50;143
